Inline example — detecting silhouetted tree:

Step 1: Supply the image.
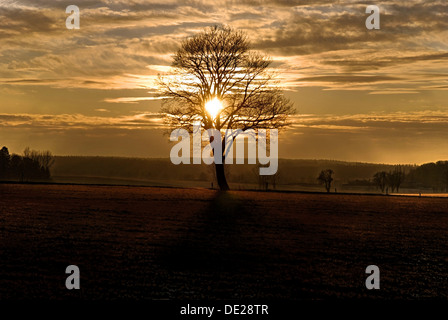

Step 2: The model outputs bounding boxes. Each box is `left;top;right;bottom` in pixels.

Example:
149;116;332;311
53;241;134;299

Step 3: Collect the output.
444;163;448;192
0;146;54;182
9;154;24;181
159;25;295;190
386;166;405;193
373;171;387;193
36;150;55;179
395;166;405;192
271;169;280;190
317;169;334;193
22;156;39;181
435;161;448;192
0;146;10;180
23;146;31;159
254;163;280;190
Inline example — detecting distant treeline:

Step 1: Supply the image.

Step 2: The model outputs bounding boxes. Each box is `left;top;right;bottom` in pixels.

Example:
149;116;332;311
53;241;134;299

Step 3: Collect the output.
4;151;446;191
50;156;406;185
51;156;448;191
406;161;448;191
0;146;55;182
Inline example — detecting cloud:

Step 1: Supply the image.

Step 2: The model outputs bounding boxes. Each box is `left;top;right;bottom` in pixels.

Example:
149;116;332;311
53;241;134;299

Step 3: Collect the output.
321;52;448;72
104;96;166;103
0;112;165;130
368;90;419;95
291;110;448;133
5;109;447;137
279;110;448;163
0;6;59;34
1;109;448;163
297;75;400;84
1;0;447;92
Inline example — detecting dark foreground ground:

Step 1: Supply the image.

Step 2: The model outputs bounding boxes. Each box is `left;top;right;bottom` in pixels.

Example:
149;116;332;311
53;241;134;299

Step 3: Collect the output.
1;183;448;301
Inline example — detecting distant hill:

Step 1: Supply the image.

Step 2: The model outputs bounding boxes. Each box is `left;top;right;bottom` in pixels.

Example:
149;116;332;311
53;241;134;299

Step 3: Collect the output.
51;156;418;190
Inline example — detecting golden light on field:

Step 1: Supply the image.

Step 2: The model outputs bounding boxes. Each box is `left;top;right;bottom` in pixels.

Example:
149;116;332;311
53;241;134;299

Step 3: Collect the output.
205;97;223;119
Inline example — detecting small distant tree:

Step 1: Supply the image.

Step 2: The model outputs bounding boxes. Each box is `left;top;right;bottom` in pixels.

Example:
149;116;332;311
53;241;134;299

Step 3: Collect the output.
317;169;334;193
23;146;31;159
373;171;387;193
271;169;280;190
39;150;55;179
253;163;280;190
386;166;406;193
394;166;405;192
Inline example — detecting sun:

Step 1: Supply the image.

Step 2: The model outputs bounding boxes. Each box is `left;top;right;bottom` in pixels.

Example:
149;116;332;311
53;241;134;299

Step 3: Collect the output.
204;97;223;119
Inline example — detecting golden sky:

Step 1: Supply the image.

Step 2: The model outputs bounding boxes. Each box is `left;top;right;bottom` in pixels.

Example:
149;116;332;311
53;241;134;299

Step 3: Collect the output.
0;0;447;164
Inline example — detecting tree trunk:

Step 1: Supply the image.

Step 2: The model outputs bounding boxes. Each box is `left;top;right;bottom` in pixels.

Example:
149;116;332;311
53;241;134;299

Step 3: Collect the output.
215;163;229;191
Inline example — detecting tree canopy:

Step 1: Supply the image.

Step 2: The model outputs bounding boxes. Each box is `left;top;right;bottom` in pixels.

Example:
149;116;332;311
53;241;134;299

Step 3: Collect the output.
158;25;295;190
159;25;294;133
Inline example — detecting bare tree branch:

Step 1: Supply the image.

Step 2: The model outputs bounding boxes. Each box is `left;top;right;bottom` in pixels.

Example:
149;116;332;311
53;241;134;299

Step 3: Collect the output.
159;25;294;135
157;25;295;190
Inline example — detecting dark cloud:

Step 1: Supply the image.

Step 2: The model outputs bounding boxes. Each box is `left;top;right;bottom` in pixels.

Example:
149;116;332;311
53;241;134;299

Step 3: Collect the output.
0;7;59;34
82;80;107;85
298;75;400;83
5;79;58;84
226;0;333;7
0;114;32;121
321;52;448;72
293;112;448;131
16;0;100;9
0;112;165;129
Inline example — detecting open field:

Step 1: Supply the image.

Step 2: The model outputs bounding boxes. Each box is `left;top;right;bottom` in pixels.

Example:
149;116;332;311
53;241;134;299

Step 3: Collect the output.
1;183;448;300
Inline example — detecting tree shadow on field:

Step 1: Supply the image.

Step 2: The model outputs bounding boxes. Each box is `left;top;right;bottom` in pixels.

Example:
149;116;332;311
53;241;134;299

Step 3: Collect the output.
157;191;257;273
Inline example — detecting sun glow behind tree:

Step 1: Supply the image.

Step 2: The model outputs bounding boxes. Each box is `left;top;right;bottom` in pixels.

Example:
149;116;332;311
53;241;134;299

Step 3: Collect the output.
158;25;295;190
204;97;223;119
